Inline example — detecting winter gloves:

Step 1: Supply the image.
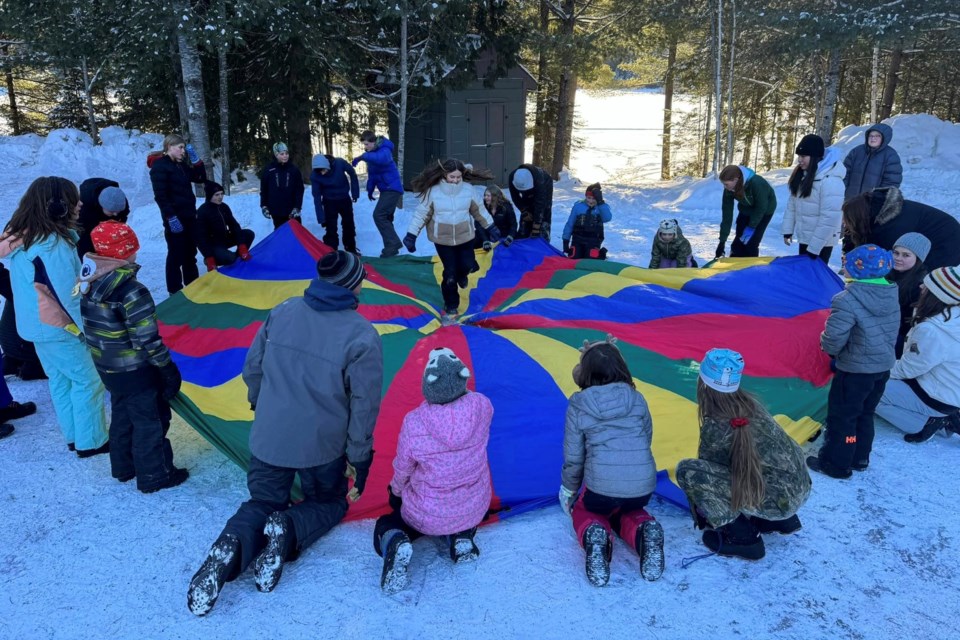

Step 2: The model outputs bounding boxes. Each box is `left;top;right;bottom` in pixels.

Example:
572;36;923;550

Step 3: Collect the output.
402;233;417;253
740;227;756;245
563;239;571;256
237;245;251;261
185;144;200;164
502;235;514;247
159;362;182;401
715;240;725;259
368;193;377;201
482;241;493;252
345;454;374;502
486;225;501;243
530;221;542;238
205;257;217;272
290;209;301;221
167;216;184;234
559;486;577;516
783;234;793;246
351;156;362;168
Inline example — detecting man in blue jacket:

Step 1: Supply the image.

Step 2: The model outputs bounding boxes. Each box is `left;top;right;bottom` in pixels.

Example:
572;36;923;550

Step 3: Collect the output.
352;131;404;257
311;154;361;254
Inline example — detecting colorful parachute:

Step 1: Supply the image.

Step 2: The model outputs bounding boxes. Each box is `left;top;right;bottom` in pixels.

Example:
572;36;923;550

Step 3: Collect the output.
157;222;842;521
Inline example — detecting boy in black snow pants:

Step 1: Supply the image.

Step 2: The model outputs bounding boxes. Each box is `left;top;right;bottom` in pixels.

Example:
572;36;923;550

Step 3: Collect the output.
195;181;255;271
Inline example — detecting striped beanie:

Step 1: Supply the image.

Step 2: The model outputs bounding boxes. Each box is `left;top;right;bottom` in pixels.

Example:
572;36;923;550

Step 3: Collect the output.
316;250;365;291
923;266;960;305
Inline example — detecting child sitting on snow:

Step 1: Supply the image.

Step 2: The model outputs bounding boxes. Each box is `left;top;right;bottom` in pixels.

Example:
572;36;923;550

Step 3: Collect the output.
559;335;664;586
375;347;493;595
78;221;188;493
649;218;695;268
676;349;810;561
195;181;255;271
562;183;611;260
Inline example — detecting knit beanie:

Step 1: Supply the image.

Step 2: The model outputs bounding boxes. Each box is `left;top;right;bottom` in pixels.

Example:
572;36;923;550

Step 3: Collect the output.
795;134;826;160
422;347;470;405
97;186;127;214
512;168;534;191
923;266;960;305
312;154;330;171
658;219;678;235
844;244;893;280
893;232;931;263
699;348;744;393
316;250;365;291
204;180;224;201
585;183;603;204
272;141;288;155
90;221;140;261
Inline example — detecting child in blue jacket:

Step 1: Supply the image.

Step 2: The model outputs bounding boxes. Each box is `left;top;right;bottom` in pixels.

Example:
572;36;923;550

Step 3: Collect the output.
311;154;361;254
562;183;612;260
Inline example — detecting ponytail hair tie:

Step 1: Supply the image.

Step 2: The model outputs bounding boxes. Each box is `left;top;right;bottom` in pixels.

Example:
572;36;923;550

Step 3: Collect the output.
730;417;749;429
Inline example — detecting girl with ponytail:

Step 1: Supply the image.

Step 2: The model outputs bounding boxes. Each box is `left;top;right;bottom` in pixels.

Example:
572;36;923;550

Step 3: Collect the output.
676;349;811;561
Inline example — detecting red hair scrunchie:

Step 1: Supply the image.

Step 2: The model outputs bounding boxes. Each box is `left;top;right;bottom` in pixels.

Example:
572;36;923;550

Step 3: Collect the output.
730;417;749;429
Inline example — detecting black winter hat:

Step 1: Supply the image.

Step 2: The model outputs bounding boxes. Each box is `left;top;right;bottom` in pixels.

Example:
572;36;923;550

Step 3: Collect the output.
585;182;603;204
204;180;224;201
795;134;825;160
316;250;366;291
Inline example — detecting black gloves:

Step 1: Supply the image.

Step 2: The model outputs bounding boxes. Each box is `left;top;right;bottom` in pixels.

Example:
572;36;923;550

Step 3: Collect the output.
715;241;725;259
402;233;417;253
502;235;514;247
486;225;501;243
159;362;182;401
346;453;374;502
562;239;571;256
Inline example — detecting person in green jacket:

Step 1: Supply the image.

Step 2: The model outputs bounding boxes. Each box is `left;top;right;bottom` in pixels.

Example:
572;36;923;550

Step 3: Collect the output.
717;165;777;259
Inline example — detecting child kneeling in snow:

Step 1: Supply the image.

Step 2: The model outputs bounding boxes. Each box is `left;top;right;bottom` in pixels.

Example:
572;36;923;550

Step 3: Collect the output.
676;349;811;561
559;336;664;586
375;347;493;595
79;222;188;492
649;218;696;268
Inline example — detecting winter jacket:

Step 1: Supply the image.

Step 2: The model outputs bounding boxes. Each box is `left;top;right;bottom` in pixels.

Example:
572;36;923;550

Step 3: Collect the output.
474;201;518;246
408;181;495;247
0;231;83;343
77;177;129;257
355;137;403;196
677;413;811;527
79;256;171;374
195;201;244;259
562;200;612;242
781;147;845;255
391;391;493;536
508;164;554;230
820;280;900;374
311;157;360;219
846;187;960;271
891;314;960;409
561;382;657;499
720;167;777;245
842;123;903;201
259;160;305;218
149;155;206;229
243;279;383;469
649;225;693;269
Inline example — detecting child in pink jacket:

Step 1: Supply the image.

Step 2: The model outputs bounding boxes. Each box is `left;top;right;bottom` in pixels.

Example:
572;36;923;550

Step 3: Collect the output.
374;347;493;594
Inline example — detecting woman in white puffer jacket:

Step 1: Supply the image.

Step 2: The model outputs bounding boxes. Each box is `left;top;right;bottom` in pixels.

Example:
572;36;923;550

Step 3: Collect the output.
781;134;846;263
403;159;499;317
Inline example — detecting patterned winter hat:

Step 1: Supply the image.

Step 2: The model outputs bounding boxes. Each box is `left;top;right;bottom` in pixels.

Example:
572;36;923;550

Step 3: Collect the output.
844;244;893;280
659;219;678;235
316;250;365;291
422;347;470;405
512;168;534;191
90;221;140;261
699;348;744;393
272;141;288;155
893;233;931;263
923;266;960;305
97;186;127;214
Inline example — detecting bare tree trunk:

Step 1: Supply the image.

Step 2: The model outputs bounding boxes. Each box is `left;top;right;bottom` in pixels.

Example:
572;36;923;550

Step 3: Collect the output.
398;4;408;193
702;92;713;177
175;13;213;179
712;0;723;173
784;105;800;165
741;94;758;167
3;45;21;135
532;0;549;167
899;42;916;114
218;39;230;193
726;0;736;165
285;42;312;183
870;44;879;122
661;35;678;180
879;44;903;120
562;72;577;168
550;0;576;180
80;56;99;143
818;47;841;143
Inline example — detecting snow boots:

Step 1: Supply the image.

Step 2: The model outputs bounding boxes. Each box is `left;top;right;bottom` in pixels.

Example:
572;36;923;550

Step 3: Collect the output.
635;520;665;581
702;515;766;560
904;413;960;443
750;514;802;535
448;529;480;563
380;529;414;595
0;400;36;422
187;533;240;616
806;455;852;480
141;467;189;494
254;511;294;593
583;523;612;587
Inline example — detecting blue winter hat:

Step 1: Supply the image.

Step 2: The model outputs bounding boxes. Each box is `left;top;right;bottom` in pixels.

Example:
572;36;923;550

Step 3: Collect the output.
844;244;893;279
512;168;534;191
272;141;288;155
97;186;127;213
699;348;744;393
312;154;330;171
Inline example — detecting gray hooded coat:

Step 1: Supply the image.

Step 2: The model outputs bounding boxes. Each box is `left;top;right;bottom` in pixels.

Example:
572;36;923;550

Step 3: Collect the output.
561;382;657;499
842;123;903;201
820;280;900;374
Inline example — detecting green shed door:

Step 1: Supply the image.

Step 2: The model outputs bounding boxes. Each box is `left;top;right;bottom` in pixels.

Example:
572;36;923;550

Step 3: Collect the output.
467;101;506;183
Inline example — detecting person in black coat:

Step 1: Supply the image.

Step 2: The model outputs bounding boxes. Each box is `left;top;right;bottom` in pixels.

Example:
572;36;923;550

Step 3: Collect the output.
259;142;305;230
149;133;206;294
473;185;518;250
0;264;45;380
842;186;960;270
508;164;554;241
195;182;255;271
310;154;360;254
76;178;129;257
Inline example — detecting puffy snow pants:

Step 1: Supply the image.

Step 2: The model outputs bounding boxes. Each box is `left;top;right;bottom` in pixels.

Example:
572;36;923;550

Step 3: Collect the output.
34;338;107;450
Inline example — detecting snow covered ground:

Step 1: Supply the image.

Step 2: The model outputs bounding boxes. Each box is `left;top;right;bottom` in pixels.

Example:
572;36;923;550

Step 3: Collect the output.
1;98;959;639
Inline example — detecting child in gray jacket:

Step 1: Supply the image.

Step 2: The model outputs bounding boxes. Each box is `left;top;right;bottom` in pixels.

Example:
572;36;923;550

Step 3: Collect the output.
808;244;900;479
559;335;664;586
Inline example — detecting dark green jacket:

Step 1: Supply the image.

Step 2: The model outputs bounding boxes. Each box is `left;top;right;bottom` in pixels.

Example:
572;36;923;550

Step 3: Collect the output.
720;169;777;245
79;257;171;374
